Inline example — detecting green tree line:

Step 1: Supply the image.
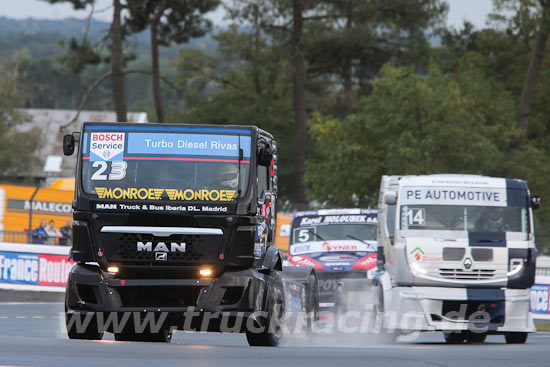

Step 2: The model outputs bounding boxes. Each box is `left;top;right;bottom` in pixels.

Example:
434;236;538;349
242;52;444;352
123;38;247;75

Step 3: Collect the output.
1;0;549;252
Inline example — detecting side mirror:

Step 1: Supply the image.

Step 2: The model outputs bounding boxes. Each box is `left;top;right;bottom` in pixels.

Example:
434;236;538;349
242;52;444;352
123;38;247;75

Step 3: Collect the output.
384;191;397;205
531;196;541;210
63;134;75;156
257;145;273;166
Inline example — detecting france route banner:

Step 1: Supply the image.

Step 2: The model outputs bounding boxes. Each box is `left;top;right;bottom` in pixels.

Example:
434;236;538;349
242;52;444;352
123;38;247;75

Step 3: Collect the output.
0;242;73;292
531;284;550;320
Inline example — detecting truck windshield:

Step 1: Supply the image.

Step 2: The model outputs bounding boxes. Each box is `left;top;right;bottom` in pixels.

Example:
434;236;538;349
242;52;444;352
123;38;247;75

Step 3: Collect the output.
291;223;377;244
80;128;251;202
400;205;529;233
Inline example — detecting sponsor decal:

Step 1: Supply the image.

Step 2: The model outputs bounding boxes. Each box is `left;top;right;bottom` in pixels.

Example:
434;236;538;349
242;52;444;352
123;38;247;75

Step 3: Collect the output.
409;247;442;262
96;203;117;210
289;255;324;270
289;244;312;255
290;241;375;255
401;187;506;207
137;241;186;253
299;215;377;227
90;132;125;162
94;187;237;202
322;242;358;252
410;247;425;261
94;202;229;213
127;133;251;158
95;187;164;200
352;253;377;271
319;255;357;261
254;243;264;258
422;255;442;262
164;189;236;201
7;199;72;214
324;262;352;266
0;252;74;286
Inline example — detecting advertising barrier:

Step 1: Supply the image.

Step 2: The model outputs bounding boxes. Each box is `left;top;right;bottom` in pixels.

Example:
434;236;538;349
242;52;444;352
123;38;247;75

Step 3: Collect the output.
530;256;550;320
0;242;73;292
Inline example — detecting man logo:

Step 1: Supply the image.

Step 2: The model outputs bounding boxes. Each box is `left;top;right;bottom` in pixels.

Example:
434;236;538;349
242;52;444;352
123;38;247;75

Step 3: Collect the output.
136;241;186;253
156;252;168;261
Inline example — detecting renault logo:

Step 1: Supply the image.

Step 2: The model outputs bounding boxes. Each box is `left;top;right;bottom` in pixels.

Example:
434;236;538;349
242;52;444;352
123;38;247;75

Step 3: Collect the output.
463;257;473;269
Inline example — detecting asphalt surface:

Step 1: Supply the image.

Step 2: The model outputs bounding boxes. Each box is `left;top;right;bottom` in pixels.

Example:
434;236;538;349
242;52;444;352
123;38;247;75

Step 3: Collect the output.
0;290;548;367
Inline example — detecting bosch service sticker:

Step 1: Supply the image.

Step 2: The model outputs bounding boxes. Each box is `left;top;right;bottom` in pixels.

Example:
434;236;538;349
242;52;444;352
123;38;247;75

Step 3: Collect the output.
90;132;125;161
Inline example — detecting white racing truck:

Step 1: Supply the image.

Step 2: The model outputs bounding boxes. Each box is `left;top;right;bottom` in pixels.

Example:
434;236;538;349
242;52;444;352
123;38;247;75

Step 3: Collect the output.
373;174;538;344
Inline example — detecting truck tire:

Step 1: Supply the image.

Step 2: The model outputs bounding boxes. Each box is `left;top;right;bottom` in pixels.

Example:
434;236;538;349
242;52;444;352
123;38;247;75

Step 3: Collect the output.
505;332;528;344
66;312;104;340
465;331;487;343
114;328;172;343
373;286;397;344
444;331;466;344
246;273;285;346
302;273;319;346
306;273;319;333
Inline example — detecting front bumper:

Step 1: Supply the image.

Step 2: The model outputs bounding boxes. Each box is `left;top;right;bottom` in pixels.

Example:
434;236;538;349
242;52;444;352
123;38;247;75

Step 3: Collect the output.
65;264;268;331
389;286;536;333
317;270;367;307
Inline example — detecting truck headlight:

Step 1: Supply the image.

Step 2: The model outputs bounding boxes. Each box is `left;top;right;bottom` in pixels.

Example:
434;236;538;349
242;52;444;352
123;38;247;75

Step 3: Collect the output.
199;268;213;277
507;259;524;276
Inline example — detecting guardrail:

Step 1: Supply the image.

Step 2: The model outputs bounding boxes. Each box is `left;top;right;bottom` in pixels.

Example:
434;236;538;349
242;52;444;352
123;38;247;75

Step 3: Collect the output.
0;242;73;292
0;231;31;244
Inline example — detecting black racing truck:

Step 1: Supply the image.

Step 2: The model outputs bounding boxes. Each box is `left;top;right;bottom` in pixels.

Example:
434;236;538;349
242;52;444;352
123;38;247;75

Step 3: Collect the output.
62;122;318;346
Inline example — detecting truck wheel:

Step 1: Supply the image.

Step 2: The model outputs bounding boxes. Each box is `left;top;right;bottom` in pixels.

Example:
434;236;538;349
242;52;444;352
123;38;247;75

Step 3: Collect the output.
246;274;285;347
505;332;528;344
302;273;319;346
115;326;172;343
66;312;104;340
465;331;487;343
334;284;347;319
444;331;466;344
305;274;319;334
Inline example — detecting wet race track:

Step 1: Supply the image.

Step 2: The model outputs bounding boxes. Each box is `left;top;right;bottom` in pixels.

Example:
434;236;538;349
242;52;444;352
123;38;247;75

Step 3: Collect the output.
0;291;548;367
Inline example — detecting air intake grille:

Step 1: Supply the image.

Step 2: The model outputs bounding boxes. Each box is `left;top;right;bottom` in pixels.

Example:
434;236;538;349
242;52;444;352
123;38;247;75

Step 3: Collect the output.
100;232;220;265
442;248;465;261
471;248;493;262
439;268;495;280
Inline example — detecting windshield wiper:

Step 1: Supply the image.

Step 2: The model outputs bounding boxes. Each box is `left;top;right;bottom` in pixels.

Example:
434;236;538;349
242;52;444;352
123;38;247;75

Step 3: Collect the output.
307;230;325;241
346;235;373;245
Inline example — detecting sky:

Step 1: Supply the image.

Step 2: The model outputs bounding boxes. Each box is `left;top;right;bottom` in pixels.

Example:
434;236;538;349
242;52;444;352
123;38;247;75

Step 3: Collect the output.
0;0;494;30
